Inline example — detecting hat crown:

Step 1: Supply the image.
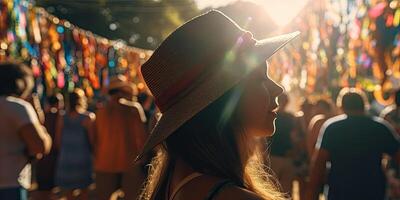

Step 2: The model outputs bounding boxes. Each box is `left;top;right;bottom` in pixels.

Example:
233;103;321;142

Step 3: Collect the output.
141;10;247;111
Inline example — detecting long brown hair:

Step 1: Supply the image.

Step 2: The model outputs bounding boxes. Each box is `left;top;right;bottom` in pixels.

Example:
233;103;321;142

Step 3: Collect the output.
140;86;286;200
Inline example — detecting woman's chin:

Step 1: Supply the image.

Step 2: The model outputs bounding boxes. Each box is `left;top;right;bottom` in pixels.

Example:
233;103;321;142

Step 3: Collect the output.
262;121;276;136
250;127;275;138
265;129;275;137
264;124;277;137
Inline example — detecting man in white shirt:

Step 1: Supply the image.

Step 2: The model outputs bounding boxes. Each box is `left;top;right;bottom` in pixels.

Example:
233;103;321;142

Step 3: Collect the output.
0;61;51;200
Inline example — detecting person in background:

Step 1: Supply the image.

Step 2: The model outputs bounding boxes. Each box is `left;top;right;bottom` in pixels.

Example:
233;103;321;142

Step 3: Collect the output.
293;98;314;158
25;93;45;125
295;98;314;137
292;98;313;200
307;98;336;158
93;75;147;200
0;61;51;200
269;93;297;194
138;86;156;129
381;89;400;134
306;88;400;200
55;89;95;200
32;93;64;200
380;89;400;199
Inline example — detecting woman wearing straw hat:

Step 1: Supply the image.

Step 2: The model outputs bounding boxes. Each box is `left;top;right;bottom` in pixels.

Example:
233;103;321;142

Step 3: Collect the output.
137;10;299;200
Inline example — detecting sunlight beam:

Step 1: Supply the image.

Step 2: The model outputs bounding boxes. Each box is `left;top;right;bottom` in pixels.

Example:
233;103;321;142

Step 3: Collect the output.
195;0;311;27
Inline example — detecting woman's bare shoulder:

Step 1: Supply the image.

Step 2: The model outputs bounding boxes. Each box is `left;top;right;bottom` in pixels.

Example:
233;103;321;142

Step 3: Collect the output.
216;185;263;200
179;174;263;200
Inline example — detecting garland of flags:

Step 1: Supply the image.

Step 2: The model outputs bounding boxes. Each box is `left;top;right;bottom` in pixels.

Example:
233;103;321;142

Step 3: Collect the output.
0;0;152;98
270;0;400;105
1;0;399;105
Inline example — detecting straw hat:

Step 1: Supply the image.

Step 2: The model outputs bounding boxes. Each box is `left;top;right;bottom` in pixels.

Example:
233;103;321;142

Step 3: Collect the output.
137;10;299;160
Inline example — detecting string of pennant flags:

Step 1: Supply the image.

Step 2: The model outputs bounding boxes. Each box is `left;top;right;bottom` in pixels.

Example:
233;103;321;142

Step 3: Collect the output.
1;0;400;105
0;0;152;98
270;0;400;105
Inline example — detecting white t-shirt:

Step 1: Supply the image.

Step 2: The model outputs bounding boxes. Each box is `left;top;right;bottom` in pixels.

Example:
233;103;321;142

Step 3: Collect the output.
0;96;39;188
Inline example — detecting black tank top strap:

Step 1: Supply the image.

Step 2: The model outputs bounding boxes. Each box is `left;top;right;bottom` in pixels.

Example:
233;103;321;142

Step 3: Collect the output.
204;180;236;200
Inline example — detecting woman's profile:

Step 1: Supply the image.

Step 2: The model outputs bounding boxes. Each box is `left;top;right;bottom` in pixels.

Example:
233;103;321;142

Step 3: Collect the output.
137;10;299;200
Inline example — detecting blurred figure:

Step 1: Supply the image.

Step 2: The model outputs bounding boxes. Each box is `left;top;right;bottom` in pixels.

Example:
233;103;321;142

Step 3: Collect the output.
295;98;314;136
93;75;147;200
26;93;45;125
292;98;313;200
307;88;400;200
269;93;296;194
307;98;335;158
55;89;95;200
0;61;51;200
44;94;64;113
380;89;400;134
380;89;400;199
137;87;156;129
293;98;314;159
32;94;64;200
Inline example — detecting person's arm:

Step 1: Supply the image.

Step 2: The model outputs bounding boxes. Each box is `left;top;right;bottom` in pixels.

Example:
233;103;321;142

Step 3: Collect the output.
306;148;329;200
18;123;51;158
26;93;45;124
82;112;96;147
306;120;333;200
307;119;324;158
54;112;64;150
91;111;99;154
131;103;148;152
13;100;51;159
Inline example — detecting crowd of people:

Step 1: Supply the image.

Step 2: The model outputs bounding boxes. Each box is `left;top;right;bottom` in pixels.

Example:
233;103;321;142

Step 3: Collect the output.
0;61;150;200
269;89;400;200
1;10;400;200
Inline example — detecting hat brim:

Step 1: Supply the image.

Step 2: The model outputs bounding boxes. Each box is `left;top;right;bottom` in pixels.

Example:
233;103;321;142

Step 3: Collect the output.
254;31;300;60
135;31;300;162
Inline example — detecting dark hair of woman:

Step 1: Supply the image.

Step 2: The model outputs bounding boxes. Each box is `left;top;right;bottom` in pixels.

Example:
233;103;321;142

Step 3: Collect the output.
141;86;284;200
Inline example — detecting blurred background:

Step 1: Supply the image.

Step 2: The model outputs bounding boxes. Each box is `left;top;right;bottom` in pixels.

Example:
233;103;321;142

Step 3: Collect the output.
0;1;400;200
1;0;399;112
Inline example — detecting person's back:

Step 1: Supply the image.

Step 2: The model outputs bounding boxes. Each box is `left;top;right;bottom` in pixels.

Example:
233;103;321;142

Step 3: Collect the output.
320;114;398;199
307;88;400;200
56;111;93;189
0;62;51;200
54;89;94;200
0;96;39;189
307;99;335;158
94;76;148;200
35;94;64;195
94;100;146;172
